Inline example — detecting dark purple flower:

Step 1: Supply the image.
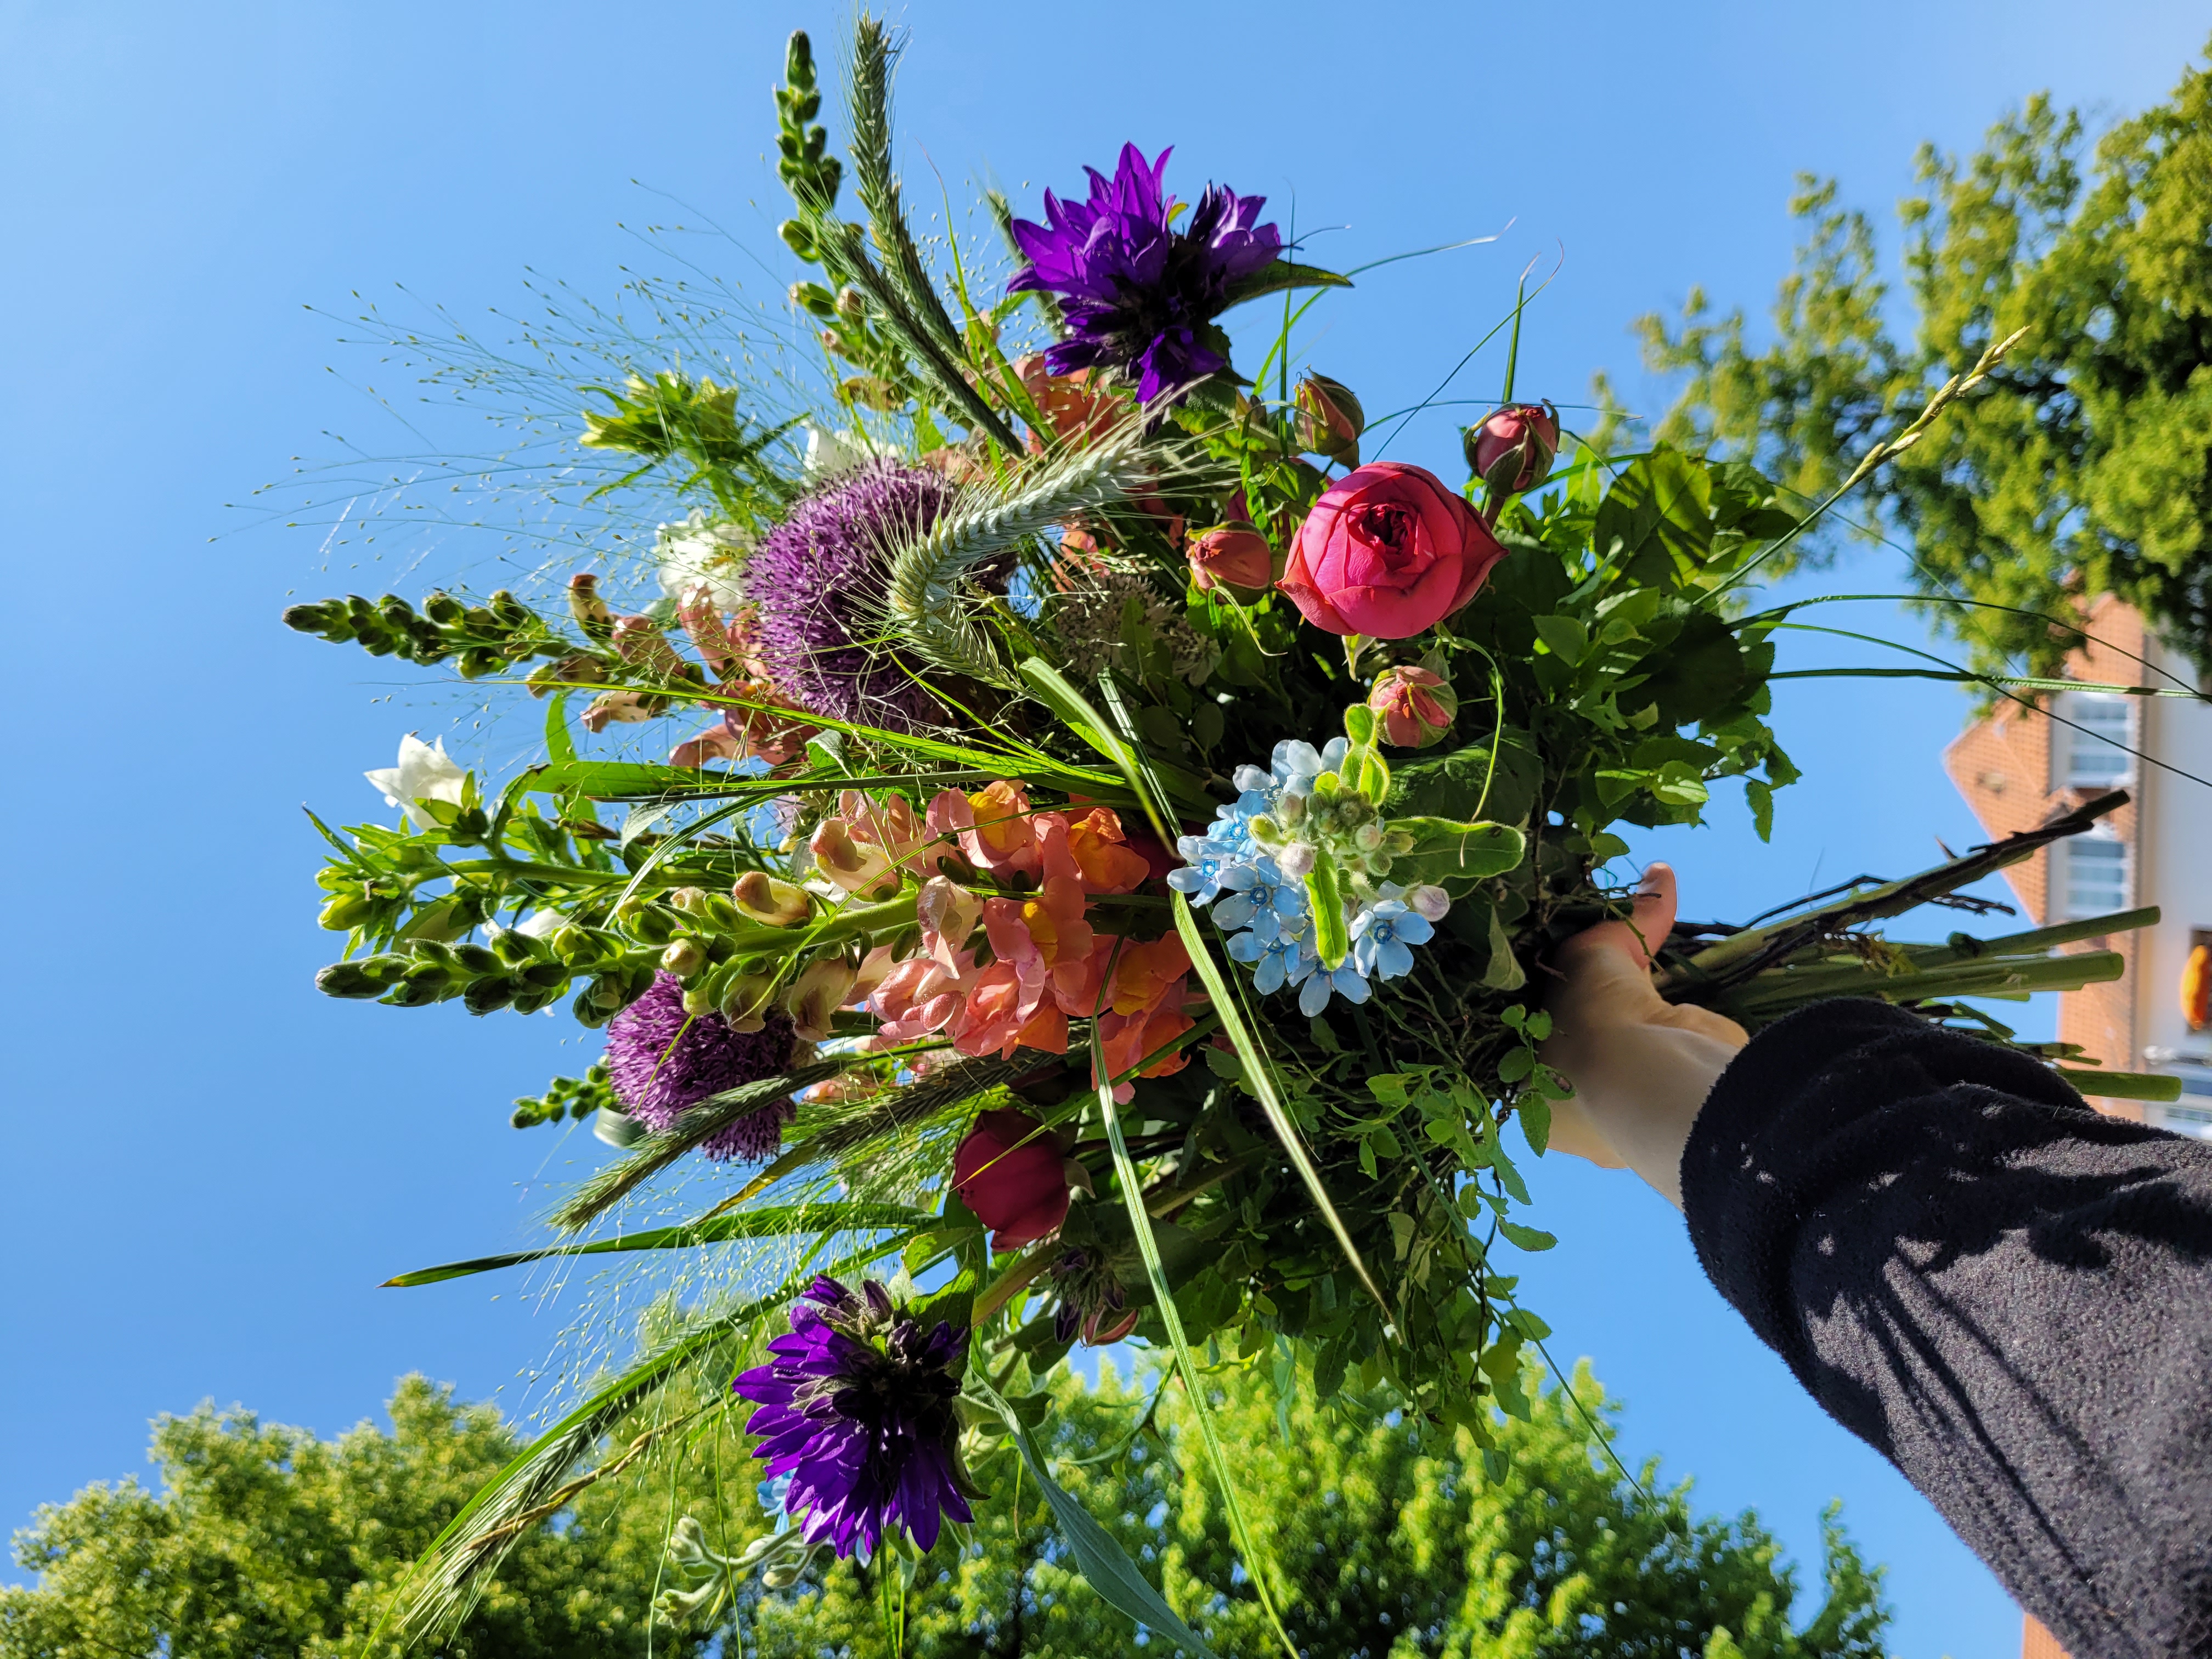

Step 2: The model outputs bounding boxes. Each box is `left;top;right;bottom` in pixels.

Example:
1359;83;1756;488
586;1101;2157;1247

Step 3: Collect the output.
744;459;958;732
732;1276;973;1558
1008;143;1280;403
603;972;797;1162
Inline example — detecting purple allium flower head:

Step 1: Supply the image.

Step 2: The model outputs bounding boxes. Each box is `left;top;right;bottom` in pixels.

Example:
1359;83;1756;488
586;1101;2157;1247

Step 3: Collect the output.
732;1275;973;1558
603;972;797;1162
744;459;958;732
1008;143;1281;403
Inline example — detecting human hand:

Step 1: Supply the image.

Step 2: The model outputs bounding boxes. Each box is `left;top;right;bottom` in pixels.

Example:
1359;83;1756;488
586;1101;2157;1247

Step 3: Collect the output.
1538;865;1748;1208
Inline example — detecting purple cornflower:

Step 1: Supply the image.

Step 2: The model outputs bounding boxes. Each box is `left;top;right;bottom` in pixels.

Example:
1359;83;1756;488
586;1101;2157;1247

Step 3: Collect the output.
603;972;797;1162
744;459;957;732
732;1276;974;1558
1008;143;1281;403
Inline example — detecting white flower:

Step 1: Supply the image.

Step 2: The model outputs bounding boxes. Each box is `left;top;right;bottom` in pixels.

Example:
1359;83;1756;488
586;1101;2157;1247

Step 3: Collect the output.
655;507;752;610
514;910;563;939
364;733;469;830
802;423;875;482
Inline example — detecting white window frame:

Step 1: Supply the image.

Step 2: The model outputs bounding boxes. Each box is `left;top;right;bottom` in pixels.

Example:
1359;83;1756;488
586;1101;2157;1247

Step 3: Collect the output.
2051;689;2137;789
2051;825;2131;921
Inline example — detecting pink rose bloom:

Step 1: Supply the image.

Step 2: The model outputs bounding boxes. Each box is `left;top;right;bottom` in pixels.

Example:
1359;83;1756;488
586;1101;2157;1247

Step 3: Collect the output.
1278;461;1506;638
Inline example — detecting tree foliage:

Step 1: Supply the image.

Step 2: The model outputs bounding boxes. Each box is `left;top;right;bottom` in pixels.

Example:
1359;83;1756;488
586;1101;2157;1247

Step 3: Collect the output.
4;1364;1887;1659
0;1375;714;1659
1640;39;2212;681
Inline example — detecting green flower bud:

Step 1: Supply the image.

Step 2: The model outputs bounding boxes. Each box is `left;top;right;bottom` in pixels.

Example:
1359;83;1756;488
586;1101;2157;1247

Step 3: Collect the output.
315;960;388;999
317;891;376;931
661;938;706;977
1246;813;1282;845
452;942;502;976
1277;792;1308;827
464;977;518;1016
422;591;465;625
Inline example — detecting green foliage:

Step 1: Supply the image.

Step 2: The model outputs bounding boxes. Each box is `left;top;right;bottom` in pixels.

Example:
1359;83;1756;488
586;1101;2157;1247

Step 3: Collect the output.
0;1378;710;1659
1641;40;2212;679
751;1364;1889;1659
578;370;802;520
0;1366;1889;1659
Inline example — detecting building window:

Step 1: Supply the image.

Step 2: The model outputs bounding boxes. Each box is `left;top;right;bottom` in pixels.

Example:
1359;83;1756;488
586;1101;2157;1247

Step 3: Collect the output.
2053;690;2136;788
2053;827;2130;919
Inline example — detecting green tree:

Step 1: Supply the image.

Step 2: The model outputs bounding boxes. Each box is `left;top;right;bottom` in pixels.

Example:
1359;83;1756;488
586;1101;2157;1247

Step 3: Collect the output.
0;1375;715;1659
4;1364;1886;1659
741;1363;1887;1659
1639;40;2212;682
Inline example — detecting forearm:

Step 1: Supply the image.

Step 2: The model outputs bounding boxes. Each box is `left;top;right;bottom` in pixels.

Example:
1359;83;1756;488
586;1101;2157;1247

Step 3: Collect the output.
1683;998;2212;1659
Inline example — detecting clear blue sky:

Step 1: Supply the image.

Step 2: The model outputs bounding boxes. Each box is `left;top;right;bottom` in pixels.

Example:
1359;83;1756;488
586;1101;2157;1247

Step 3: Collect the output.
3;4;2204;1655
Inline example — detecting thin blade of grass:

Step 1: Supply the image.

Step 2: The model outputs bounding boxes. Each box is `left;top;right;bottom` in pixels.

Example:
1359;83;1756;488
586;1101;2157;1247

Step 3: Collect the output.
385;1203;934;1286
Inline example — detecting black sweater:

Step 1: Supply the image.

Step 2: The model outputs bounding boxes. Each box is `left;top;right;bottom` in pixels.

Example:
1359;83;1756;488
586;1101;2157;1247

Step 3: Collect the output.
1683;999;2212;1659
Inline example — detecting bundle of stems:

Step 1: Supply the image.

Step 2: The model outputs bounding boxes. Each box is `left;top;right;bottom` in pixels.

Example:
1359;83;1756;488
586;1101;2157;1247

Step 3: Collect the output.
1658;789;2180;1102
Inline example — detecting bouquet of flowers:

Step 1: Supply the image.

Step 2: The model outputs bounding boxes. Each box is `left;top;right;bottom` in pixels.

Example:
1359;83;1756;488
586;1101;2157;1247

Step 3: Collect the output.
284;22;2177;1649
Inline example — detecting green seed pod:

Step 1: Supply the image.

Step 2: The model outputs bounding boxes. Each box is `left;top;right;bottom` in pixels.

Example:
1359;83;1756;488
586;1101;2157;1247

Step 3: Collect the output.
1304;849;1351;969
520;961;569;990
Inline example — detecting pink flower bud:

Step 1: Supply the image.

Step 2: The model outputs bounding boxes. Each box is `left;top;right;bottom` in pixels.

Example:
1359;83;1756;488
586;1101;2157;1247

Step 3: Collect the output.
1187;524;1276;597
952;1108;1071;1250
1367;664;1459;749
731;871;810;928
1295;373;1365;466
785;959;859;1042
1406;884;1451;922
1465;402;1560;498
810;819;896;897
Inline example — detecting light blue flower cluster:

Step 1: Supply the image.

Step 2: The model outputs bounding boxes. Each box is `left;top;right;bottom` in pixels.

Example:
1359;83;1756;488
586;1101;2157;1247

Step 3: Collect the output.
1171;739;1447;1016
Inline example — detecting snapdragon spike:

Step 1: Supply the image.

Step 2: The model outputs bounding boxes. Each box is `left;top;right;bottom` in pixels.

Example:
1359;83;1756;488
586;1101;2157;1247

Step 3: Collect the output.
732;1277;973;1558
602;973;797;1161
1008;144;1280;402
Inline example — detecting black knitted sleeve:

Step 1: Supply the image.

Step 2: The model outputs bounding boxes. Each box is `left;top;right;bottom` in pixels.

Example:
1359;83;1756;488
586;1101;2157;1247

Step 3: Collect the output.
1681;997;2212;1659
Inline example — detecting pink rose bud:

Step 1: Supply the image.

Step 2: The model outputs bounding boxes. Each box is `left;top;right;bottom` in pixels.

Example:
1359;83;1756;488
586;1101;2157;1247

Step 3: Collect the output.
952;1107;1071;1250
1294;373;1365;467
1187;523;1277;597
1278;461;1508;638
1368;664;1459;749
1465;402;1560;498
731;871;810;928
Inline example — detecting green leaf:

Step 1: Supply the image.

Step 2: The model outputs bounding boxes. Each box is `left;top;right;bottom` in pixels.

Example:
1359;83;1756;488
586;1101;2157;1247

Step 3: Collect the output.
1496;1220;1558;1252
545;692;576;764
1518;1092;1552;1156
1220;259;1352;311
1531;615;1589;664
1084;1014;1299;1658
970;1376;1219;1657
383;1204;932;1286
